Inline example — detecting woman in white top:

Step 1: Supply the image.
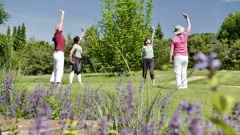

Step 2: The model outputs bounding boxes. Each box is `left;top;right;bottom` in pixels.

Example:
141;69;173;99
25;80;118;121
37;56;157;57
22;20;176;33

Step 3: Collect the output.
141;26;155;85
69;28;85;86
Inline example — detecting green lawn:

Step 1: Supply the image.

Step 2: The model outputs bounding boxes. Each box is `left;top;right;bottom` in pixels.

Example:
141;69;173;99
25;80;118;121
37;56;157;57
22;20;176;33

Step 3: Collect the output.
12;70;240;123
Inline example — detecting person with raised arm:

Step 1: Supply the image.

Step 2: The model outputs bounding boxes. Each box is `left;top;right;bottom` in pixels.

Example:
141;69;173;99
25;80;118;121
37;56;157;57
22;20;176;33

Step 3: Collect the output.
50;10;66;88
69;28;85;86
141;26;156;85
169;13;191;89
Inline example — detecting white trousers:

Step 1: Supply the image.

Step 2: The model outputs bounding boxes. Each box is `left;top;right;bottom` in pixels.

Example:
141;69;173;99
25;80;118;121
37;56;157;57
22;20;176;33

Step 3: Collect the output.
50;51;64;83
174;56;188;89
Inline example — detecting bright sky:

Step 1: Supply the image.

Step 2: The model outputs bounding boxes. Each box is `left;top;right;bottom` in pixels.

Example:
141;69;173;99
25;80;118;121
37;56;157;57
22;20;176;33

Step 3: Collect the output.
0;0;239;43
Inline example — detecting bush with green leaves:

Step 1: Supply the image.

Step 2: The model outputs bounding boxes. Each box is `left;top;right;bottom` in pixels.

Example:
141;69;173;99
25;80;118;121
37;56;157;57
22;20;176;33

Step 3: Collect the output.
22;39;54;75
153;38;171;70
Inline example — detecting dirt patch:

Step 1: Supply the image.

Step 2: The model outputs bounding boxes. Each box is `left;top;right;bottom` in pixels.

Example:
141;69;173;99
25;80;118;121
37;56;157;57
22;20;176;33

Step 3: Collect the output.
1;117;59;134
1;117;97;135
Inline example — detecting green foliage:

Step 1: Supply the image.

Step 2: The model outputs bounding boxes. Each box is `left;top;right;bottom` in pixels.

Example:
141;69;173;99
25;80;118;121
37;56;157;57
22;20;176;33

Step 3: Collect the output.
188;33;215;68
22;39;53;75
0;34;12;69
153;39;171;70
64;34;74;73
63;118;80;135
43;97;61;120
96;0;154;73
82;25;103;73
155;23;164;40
212;39;240;70
13;24;26;51
0;3;11;25
229;39;240;69
210;117;236;135
217;11;240;42
213;92;234;115
212;39;231;69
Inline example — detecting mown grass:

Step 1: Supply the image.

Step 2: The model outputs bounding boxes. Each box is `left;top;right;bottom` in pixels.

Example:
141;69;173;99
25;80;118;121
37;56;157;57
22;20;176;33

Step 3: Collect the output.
13;70;240;125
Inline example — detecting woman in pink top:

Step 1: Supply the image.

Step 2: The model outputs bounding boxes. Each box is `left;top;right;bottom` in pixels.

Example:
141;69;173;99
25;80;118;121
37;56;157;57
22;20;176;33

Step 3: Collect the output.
169;13;191;89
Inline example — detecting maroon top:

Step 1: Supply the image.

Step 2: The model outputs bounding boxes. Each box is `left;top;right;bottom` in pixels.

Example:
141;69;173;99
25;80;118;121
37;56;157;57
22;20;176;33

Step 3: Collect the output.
53;28;66;52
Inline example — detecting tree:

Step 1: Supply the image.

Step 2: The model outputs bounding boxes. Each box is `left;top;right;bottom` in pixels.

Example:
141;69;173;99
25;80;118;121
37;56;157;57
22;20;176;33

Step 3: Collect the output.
217;11;240;42
82;25;102;73
22;39;53;75
7;26;10;37
96;0;154;74
12;24;26;51
0;4;10;25
188;34;214;68
20;23;27;45
155;22;164;40
12;26;17;37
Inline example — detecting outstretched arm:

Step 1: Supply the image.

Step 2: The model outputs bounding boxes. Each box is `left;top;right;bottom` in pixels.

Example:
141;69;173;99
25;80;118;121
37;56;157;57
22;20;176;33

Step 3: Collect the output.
79;28;85;41
183;13;191;30
151;26;155;39
57;10;65;31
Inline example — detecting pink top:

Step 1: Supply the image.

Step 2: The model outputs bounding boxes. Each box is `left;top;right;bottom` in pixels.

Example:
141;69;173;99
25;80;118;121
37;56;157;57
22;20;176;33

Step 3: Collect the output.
170;28;190;56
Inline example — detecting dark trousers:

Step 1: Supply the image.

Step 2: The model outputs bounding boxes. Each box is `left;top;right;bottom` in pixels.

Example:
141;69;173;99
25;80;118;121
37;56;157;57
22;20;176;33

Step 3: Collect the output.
142;58;155;80
72;57;82;75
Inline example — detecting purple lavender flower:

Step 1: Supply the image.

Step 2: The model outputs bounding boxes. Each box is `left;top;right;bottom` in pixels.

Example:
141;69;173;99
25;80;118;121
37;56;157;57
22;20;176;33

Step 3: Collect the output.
137;120;156;135
188;117;203;135
116;72;125;91
1;74;14;105
59;110;68;125
121;79;135;114
118;116;134;124
100;115;108;134
167;110;182;135
180;101;194;116
29;103;51;135
119;127;133;135
9;103;16;117
193;52;221;70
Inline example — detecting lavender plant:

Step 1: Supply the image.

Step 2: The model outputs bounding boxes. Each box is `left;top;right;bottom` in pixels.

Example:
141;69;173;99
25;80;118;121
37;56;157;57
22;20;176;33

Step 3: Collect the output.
193;51;236;135
29;103;51;135
1;51;240;135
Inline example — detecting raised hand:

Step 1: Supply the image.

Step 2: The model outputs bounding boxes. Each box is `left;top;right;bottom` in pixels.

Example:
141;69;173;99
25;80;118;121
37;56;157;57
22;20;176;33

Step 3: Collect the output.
59;10;65;13
151;26;155;30
182;13;188;19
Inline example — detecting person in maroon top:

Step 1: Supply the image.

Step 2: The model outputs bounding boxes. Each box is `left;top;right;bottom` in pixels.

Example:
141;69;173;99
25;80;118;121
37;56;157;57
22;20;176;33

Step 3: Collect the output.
50;10;66;88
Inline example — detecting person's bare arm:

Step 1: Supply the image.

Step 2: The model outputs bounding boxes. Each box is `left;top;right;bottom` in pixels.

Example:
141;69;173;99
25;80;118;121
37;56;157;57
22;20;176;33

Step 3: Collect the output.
70;47;76;64
57;10;65;31
169;48;174;63
169;40;174;63
151;26;155;39
183;13;191;30
79;28;85;41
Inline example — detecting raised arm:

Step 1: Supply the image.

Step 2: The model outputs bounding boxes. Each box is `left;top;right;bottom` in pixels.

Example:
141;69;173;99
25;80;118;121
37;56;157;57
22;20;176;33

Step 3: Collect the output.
183;13;191;30
79;28;85;41
57;10;65;31
151;26;155;39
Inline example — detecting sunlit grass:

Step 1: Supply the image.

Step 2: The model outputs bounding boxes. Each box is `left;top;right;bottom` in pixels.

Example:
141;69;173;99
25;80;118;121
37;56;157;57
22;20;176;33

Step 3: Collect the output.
15;70;240;124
